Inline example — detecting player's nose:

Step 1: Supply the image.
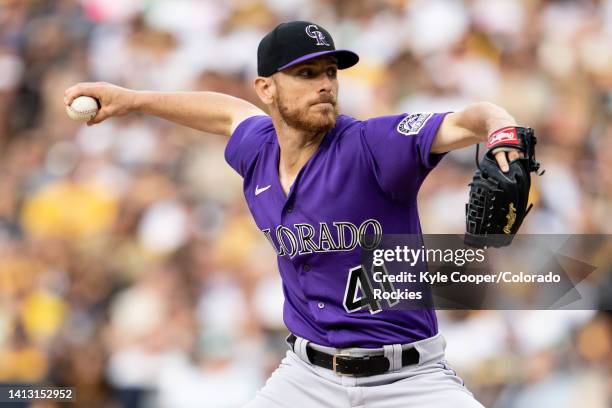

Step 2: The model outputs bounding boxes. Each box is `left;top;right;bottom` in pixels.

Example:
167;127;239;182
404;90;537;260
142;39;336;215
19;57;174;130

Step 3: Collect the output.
317;74;334;93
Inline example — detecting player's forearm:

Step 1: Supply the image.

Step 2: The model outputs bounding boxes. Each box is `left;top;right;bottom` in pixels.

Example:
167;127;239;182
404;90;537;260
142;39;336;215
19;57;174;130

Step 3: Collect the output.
479;102;518;140
133;91;263;137
64;82;265;135
459;102;518;143
432;102;517;153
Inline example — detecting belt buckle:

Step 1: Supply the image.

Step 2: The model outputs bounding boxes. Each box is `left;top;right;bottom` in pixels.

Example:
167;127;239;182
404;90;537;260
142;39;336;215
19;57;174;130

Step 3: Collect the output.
332;353;353;375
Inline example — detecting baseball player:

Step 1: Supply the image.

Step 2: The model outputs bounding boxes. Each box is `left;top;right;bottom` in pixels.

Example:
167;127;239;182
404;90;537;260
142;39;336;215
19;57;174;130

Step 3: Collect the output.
65;21;524;408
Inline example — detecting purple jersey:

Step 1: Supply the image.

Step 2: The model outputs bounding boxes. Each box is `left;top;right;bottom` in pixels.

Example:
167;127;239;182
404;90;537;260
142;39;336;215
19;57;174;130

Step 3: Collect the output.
225;112;449;348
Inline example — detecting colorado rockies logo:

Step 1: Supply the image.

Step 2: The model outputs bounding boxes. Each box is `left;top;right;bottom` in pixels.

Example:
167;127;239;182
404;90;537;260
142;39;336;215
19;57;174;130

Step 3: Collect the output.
305;24;330;46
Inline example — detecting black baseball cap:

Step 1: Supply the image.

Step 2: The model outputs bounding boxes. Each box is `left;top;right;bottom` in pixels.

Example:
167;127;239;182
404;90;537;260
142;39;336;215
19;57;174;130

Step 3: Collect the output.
257;21;359;77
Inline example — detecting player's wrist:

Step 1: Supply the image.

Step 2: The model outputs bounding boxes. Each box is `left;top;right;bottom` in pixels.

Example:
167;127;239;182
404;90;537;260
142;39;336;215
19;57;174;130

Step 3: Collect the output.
486;126;521;150
485;126;536;154
128;90;147;113
483;111;517;140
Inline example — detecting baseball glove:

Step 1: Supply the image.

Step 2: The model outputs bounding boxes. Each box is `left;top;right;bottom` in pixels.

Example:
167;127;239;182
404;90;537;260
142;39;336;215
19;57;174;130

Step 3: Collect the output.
465;126;543;248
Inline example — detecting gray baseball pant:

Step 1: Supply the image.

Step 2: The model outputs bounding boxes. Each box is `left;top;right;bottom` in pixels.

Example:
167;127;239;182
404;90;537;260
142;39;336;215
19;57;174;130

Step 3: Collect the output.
243;333;486;408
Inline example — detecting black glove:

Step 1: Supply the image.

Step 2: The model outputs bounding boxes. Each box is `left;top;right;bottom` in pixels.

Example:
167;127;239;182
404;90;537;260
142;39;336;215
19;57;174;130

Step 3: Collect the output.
465;127;543;248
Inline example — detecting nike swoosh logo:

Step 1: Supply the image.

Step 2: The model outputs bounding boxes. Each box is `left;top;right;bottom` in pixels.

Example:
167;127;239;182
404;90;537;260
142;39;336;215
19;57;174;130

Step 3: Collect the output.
255;184;271;196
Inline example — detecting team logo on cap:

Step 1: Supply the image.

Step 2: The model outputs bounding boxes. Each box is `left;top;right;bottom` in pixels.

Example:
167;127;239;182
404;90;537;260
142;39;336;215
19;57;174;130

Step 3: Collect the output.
305;24;330;46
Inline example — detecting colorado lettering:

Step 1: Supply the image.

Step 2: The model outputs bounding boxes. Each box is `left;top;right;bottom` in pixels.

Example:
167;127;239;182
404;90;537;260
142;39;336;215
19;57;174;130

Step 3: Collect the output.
262;219;382;257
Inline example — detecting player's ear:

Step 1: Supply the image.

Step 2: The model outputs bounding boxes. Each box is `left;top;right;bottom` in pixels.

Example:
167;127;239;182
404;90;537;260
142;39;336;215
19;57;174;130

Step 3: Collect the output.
254;76;275;105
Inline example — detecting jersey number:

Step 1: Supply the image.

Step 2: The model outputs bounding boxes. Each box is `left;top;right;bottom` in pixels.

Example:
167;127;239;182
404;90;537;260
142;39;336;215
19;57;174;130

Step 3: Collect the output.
342;264;398;314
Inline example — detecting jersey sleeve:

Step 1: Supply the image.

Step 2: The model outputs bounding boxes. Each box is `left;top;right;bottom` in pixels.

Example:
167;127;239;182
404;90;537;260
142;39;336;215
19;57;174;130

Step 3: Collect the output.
360;112;450;202
224;115;273;177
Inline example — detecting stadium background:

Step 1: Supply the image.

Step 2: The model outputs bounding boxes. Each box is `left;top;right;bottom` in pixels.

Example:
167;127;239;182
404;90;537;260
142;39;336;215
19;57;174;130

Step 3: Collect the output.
0;0;610;407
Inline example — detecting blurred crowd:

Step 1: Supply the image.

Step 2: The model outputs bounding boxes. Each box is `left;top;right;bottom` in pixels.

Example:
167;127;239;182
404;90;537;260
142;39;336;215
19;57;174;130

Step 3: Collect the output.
0;0;610;407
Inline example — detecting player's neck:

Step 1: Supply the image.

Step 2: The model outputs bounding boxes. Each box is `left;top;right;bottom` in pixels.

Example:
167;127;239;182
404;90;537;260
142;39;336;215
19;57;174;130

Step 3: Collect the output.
273;121;326;195
279;129;324;163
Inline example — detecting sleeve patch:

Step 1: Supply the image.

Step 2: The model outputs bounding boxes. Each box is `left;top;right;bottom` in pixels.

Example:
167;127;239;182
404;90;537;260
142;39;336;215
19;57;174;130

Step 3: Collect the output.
396;113;432;136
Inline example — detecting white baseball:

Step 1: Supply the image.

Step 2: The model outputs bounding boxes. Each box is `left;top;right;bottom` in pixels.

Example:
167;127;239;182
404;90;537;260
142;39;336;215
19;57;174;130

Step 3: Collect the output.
66;96;99;122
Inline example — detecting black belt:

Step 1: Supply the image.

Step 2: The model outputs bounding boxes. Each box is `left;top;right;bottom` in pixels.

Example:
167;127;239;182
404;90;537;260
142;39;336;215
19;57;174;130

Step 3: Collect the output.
287;334;420;377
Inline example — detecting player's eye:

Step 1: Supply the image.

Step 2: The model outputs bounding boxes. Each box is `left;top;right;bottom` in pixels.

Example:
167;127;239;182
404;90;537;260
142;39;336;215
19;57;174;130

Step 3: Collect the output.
327;67;337;78
298;69;313;77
